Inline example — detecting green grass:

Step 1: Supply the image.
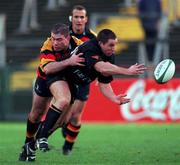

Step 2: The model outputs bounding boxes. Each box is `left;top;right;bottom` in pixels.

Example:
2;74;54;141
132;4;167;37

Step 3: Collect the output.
0;123;180;165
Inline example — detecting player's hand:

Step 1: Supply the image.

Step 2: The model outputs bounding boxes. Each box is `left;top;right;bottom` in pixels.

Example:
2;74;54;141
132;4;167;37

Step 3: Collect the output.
112;93;130;105
128;63;147;75
69;48;85;66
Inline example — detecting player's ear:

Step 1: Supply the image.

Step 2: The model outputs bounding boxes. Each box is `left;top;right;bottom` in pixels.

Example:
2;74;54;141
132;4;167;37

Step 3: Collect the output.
69;15;72;22
66;34;70;40
98;41;102;45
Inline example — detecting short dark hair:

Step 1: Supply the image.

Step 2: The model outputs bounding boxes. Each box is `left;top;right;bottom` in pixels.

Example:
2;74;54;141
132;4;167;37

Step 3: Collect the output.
51;23;69;37
71;5;87;16
97;29;117;44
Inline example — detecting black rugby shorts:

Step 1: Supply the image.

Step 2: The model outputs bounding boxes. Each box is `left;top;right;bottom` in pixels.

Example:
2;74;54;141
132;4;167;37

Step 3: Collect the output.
34;76;52;97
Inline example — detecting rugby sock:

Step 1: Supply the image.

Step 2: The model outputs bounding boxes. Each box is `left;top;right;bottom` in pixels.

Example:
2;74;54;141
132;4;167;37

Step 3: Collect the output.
25;117;40;144
39;105;62;138
35;121;44;139
35;113;46;139
63;123;81;150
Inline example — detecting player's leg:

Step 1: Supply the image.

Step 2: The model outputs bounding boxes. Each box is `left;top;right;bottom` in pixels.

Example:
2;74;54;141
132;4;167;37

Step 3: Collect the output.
62;84;89;155
19;77;51;161
62;100;85;155
19;92;50;161
37;80;71;151
27;93;50;141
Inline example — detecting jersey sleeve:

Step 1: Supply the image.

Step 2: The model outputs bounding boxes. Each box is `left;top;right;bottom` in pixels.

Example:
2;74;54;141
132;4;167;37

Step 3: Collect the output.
39;38;55;71
97;74;113;84
83;50;101;68
97;55;114;83
40;37;53;52
38;51;56;72
84;50;113;83
89;29;97;37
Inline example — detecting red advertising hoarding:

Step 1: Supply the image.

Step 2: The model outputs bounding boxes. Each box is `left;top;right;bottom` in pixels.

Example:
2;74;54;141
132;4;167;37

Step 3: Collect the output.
82;78;180;123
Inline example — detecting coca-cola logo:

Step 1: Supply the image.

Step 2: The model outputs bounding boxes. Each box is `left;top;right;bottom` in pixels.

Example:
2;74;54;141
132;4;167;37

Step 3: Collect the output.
121;80;180;121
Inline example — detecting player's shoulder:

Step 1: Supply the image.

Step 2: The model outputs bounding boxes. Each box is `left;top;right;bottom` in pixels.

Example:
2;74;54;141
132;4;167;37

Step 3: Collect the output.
71;35;83;46
89;29;97;37
40;37;53;52
84;27;97;38
79;39;100;54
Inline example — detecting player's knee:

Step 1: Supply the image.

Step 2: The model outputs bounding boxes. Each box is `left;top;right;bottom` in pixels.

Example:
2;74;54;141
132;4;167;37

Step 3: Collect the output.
55;97;71;110
29;111;43;123
30;106;47;121
71;118;81;126
70;113;82;125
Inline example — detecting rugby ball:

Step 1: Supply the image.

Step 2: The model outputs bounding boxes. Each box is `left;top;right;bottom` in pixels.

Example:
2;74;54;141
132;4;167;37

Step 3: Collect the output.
154;59;175;84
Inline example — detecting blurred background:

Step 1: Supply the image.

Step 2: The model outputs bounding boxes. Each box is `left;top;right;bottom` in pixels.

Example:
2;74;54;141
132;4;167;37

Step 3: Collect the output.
0;0;179;122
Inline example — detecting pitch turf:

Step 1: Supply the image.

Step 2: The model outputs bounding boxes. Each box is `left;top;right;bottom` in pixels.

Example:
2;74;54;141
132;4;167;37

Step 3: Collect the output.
0;122;180;165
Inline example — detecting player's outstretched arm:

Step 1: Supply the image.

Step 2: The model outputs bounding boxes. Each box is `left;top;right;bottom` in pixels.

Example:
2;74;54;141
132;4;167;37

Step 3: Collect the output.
94;61;146;76
98;82;130;105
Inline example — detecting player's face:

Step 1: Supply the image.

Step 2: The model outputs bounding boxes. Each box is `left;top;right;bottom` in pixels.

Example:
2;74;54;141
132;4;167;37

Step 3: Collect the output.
51;32;70;51
99;39;118;56
71;9;87;34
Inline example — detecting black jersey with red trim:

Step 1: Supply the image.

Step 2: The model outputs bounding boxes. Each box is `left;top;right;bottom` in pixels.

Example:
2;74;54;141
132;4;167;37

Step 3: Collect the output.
69;25;96;42
37;36;82;79
64;38;115;85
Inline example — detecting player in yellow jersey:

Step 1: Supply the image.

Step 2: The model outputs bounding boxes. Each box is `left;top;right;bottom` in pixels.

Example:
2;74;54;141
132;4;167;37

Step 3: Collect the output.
19;23;84;162
37;5;97;155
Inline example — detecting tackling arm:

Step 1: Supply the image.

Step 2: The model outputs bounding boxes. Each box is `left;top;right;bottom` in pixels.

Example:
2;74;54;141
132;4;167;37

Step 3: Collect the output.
43;52;84;75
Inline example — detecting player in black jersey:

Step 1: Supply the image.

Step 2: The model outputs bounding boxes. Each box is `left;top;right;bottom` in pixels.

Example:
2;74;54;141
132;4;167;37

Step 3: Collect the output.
18;23;84;162
37;29;146;155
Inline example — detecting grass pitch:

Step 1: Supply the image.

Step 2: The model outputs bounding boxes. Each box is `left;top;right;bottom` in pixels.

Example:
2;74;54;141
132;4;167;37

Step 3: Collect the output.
0;122;180;165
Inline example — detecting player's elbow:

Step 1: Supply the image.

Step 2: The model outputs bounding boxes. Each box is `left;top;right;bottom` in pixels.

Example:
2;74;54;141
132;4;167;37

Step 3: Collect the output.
43;68;49;75
95;62;112;76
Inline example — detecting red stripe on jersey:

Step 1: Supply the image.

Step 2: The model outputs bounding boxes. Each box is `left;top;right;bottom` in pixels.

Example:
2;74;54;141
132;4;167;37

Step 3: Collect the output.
39;53;56;67
80;36;90;42
40;53;56;61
